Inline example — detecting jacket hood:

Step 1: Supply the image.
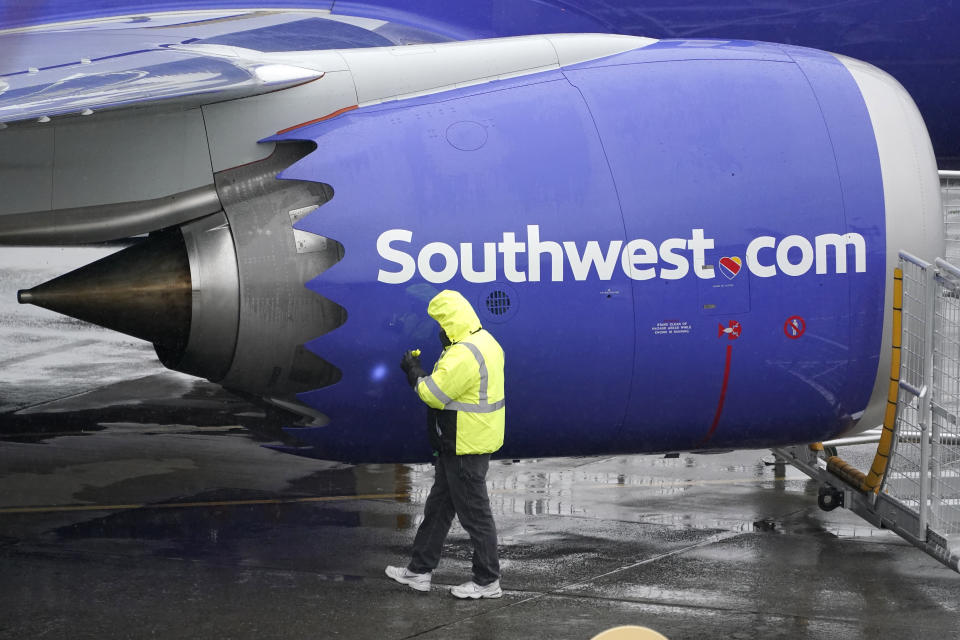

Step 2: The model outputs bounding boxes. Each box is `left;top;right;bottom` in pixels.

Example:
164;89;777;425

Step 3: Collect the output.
427;290;481;343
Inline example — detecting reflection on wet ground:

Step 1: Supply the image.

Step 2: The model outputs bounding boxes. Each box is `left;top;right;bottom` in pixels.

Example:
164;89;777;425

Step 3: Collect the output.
1;414;958;639
0;245;167;414
0;373;291;443
2;248;959;639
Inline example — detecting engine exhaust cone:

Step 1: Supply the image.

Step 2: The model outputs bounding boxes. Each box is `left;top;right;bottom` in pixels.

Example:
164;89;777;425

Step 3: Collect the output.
16;230;192;353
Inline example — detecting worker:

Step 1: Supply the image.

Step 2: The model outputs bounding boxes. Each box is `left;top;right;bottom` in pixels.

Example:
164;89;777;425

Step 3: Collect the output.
386;290;506;599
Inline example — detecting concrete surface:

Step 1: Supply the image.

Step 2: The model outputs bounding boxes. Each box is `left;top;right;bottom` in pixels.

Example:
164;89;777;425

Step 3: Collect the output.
1;417;959;639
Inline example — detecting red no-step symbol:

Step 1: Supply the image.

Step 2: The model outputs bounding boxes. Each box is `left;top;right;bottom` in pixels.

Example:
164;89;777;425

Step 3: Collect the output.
718;320;742;340
784;315;806;339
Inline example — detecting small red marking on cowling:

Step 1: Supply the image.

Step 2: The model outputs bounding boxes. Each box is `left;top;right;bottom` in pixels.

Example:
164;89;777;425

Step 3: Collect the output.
699;344;734;445
276;104;359;135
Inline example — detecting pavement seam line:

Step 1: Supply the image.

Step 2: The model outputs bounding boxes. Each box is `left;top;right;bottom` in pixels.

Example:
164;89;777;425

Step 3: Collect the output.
545;530;740;594
399;530;738;640
0;493;408;515
0;339;99;368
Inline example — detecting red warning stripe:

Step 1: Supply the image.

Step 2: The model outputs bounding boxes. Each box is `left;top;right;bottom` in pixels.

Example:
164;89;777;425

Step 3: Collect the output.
276;104;359;135
699;344;733;446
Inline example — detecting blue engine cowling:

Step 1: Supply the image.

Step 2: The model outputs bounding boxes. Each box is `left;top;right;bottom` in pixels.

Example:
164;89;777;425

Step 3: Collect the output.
269;40;933;463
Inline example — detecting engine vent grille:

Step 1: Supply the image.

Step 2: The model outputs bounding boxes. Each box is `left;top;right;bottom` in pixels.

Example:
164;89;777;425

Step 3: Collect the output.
486;290;511;316
478;284;517;323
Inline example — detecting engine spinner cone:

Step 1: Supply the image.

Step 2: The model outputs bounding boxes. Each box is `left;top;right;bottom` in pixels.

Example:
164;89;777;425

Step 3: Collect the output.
17;230;192;353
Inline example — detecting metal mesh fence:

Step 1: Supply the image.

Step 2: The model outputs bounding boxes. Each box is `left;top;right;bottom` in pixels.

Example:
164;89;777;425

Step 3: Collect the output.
885;258;928;511
943;175;960;264
886;254;960;548
930;268;960;539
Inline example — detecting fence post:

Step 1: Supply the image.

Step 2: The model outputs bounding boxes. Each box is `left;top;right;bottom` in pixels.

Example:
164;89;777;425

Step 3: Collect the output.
918;264;936;539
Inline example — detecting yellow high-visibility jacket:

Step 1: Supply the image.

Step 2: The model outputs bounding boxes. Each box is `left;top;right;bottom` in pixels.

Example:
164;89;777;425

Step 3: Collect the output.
415;290;505;455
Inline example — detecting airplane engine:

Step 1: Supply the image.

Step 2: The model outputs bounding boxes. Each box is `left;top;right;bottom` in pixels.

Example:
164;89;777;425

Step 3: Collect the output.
17;142;346;422
16;40;943;462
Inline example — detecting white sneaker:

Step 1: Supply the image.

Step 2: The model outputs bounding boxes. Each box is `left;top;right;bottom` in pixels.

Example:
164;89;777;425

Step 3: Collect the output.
450;580;502;599
385;566;431;592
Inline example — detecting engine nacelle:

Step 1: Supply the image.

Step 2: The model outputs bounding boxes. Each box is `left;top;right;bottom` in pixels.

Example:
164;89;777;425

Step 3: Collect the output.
18;39;942;462
268;40;942;461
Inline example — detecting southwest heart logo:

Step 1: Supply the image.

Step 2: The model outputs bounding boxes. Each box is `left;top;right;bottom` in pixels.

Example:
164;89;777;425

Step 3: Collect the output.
718;256;742;280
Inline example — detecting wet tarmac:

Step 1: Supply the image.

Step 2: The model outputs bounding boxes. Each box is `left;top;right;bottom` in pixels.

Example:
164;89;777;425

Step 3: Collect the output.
2;420;960;640
2;249;960;639
0;245;166;414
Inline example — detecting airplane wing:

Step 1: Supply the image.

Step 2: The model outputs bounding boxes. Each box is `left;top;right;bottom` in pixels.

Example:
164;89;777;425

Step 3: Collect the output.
0;0;622;128
0;41;323;125
0;9;456;126
2;2;958;165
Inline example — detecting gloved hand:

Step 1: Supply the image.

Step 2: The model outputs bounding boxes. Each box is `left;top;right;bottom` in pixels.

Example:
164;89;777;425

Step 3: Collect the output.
400;350;420;372
400;350;427;388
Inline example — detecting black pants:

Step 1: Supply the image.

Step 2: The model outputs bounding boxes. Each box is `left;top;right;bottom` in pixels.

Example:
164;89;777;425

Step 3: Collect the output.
408;453;500;586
